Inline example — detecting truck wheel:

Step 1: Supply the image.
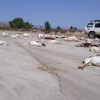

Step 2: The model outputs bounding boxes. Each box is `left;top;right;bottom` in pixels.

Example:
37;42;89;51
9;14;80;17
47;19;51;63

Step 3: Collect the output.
89;32;96;38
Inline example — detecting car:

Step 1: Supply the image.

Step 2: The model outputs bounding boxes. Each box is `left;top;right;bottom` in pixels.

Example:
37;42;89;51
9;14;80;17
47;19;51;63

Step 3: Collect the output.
85;20;100;38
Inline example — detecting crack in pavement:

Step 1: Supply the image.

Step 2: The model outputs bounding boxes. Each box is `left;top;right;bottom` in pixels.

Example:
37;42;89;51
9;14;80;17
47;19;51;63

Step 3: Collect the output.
55;73;69;100
9;39;68;100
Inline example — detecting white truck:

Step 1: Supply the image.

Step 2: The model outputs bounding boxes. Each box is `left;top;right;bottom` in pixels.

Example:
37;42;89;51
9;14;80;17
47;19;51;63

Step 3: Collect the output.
85;20;100;38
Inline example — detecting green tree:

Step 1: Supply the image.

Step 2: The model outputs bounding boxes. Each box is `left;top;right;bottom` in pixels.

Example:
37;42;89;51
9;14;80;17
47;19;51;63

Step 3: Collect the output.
55;26;62;33
45;21;51;33
24;22;33;29
9;18;24;29
70;26;73;30
9;17;33;30
69;26;77;32
57;26;61;30
73;27;77;31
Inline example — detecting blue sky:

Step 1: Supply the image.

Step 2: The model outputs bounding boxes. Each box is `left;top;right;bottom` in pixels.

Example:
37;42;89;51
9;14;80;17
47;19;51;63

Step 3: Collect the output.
0;0;100;28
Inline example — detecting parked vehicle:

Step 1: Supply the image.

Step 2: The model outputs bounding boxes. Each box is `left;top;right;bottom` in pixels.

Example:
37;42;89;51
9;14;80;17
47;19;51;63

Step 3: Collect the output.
85;20;100;38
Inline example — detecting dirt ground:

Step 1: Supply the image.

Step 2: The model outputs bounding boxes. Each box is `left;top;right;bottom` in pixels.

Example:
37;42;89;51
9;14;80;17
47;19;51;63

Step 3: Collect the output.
0;30;100;100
